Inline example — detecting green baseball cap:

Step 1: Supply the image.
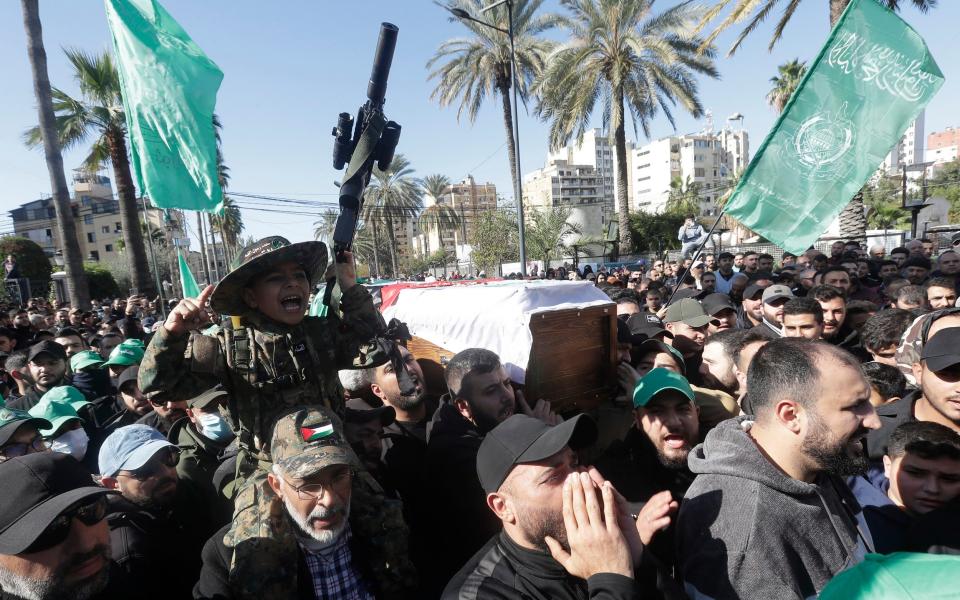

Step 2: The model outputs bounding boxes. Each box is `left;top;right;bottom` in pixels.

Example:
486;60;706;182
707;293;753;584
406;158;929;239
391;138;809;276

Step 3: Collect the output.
102;340;145;368
70;350;104;372
820;552;960;599
28;397;83;438
38;386;90;413
633;367;695;408
0;408;51;446
663;298;711;327
270;407;357;479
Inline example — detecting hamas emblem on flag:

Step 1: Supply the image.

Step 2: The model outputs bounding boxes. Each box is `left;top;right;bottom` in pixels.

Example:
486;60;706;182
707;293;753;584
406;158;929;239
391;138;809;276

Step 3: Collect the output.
783;102;855;180
301;422;334;442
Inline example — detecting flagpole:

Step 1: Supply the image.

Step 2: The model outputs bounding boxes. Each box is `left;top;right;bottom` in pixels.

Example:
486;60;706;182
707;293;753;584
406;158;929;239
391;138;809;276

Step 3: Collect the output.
140;196;166;308
665;209;727;306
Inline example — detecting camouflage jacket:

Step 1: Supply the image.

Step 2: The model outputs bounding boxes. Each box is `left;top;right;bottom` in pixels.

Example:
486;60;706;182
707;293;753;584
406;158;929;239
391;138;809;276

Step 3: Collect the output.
139;284;385;462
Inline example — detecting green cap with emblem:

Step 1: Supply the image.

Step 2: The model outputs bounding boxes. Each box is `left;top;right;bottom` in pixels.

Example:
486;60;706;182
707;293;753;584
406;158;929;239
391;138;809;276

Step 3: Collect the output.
38;386;91;414
633;367;695;408
70;350;105;372
209;236;328;317
102;339;145;368
270;406;357;478
28;396;83;437
0;408;51;446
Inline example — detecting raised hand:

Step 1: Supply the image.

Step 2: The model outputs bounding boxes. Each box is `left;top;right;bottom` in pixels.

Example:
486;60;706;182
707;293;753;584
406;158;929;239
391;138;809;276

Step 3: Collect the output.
163;284;215;336
617;363;641;396
545;472;633;580
517;390;562;426
634;490;678;546
335;250;356;291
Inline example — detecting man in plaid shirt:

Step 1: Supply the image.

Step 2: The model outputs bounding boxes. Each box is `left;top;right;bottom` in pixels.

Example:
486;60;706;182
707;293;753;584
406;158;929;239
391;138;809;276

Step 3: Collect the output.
195;406;391;599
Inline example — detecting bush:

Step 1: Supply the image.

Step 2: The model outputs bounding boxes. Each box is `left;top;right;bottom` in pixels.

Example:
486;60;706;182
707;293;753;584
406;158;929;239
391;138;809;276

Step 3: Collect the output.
627;212;686;254
84;263;121;300
0;236;52;282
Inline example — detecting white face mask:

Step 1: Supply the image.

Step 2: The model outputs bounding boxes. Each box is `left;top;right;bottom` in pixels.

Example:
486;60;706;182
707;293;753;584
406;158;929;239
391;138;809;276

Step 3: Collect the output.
50;428;89;461
197;412;234;442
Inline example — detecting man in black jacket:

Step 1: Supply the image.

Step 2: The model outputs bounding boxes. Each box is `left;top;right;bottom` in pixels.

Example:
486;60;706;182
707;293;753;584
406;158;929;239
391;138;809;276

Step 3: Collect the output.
0;453;129;600
425;348;558;596
7;341;69;411
444;414;651;600
98;424;214;600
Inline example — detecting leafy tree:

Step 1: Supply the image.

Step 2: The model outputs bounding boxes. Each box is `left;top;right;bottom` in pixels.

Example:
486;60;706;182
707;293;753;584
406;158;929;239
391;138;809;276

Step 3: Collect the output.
0;237;52;283
627;211;686;254
83;262;120;299
766;58;806;113
313;209;339;244
666;175;702;216
470;209;519;274
929;159;960;222
23;49;153;295
525;206;582;266
429;0;558;207
696;0;936;57
419;204;464;255
422;173;451;203
536;0;718;251
362;154;423;277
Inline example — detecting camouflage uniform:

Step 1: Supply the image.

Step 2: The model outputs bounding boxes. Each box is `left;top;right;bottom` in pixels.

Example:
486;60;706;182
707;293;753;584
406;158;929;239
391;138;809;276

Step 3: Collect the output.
139;241;416;599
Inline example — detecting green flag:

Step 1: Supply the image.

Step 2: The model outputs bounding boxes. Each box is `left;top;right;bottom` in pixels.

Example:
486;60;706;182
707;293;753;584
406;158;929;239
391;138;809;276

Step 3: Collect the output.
724;0;943;254
104;0;224;213
178;249;200;299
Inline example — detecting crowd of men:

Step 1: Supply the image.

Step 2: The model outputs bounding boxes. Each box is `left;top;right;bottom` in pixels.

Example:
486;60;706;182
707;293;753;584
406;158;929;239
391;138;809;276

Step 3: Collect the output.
0;231;958;599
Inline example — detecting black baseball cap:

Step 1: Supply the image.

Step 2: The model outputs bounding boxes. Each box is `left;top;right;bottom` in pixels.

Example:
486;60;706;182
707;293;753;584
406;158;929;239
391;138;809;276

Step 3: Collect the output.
476;414;597;494
117;365;140;392
0;453;113;554
27;340;67;363
701;293;735;316
627;313;673;341
743;282;768;300
921;327;960;373
344;404;396;427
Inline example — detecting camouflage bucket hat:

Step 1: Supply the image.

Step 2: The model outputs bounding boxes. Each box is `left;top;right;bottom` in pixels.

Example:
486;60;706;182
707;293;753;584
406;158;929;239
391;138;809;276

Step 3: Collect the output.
209;236;329;317
896;307;960;385
270;407;357;479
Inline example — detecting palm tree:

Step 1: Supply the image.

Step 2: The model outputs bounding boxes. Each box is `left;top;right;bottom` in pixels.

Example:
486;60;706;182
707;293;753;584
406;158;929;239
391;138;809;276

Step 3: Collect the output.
536;0;719;252
766;58;806;113
428;0;558;206
696;0;936;57
19;0;89;307
362;154;423;277
419;204;464;256
24;49;154;295
313;209;340;244
666;175;703;216
422;173;451;204
525;206;583;266
213;196;244;265
866;202;909;230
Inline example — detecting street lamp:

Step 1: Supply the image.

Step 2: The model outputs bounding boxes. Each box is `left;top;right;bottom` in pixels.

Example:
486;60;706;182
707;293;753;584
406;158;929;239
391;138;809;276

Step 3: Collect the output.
447;0;528;276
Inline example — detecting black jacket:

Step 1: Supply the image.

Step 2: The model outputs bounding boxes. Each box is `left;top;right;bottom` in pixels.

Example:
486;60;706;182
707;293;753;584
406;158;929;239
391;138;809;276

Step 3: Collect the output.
596;427;695;505
864;390;919;461
442;531;637;600
424;399;500;596
168;417;234;527
107;482;216;600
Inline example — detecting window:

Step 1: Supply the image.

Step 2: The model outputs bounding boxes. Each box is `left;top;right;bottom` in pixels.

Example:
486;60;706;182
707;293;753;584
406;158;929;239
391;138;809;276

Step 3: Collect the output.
115;222;122;231
101;226;110;234
637;176;651;182
87;232;96;243
80;196;91;206
45;228;52;238
695;168;705;177
105;244;113;252
84;215;93;225
89;250;99;261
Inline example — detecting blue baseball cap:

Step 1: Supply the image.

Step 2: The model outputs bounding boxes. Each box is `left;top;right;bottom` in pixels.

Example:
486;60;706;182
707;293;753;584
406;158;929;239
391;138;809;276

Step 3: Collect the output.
633;368;695;408
98;424;175;477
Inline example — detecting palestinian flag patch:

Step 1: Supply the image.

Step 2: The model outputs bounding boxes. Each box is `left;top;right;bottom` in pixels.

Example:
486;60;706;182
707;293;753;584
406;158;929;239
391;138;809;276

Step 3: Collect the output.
300;423;334;442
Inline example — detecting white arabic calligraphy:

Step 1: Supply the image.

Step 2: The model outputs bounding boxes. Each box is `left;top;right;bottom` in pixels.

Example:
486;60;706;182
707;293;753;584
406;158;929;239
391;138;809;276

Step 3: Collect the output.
827;31;938;102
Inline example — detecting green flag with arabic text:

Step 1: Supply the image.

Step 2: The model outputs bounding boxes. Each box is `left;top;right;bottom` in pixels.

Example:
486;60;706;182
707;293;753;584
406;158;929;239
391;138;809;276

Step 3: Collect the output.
104;0;223;213
724;0;943;254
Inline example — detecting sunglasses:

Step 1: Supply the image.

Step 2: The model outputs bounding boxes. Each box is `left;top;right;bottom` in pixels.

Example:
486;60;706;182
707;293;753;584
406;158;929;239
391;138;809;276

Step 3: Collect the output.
25;495;108;553
0;436;46;460
118;448;180;481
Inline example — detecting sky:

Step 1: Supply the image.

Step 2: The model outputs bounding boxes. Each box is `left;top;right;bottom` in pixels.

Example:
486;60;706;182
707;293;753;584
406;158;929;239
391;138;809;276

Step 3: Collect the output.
1;0;958;249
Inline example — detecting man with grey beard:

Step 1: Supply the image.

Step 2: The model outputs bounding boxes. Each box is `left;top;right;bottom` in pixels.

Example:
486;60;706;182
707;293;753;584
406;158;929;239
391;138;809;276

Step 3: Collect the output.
0;453;124;600
195;406;414;599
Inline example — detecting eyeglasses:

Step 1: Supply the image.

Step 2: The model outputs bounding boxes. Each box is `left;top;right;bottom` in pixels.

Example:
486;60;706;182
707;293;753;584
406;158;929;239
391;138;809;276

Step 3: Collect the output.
279;468;353;500
25;495;108;553
0;435;46;460
710;319;723;327
118;448;180;481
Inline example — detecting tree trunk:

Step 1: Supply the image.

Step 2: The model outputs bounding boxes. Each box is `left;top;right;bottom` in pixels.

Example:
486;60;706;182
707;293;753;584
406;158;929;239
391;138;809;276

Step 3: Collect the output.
385;217;399;278
196;212;211;286
829;0;849;27
612;89;634;252
107;131;154;295
499;84;520;209
371;221;381;278
20;0;89;308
